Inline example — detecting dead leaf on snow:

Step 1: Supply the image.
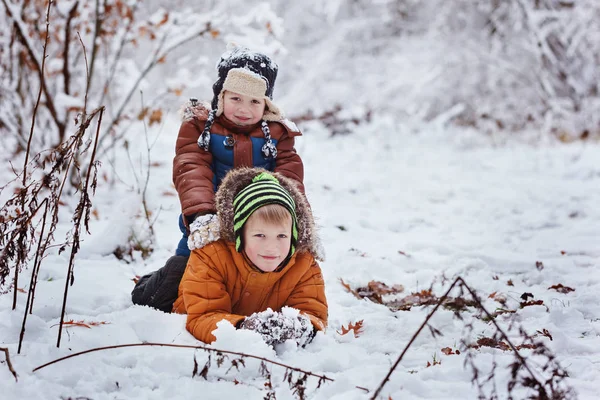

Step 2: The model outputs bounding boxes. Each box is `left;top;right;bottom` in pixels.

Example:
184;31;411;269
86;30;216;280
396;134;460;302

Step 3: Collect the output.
548;284;575;294
441;347;460;355
337;320;364;338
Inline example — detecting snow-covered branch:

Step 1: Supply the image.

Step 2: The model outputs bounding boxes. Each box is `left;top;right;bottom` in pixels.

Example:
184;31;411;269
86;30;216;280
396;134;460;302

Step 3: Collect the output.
1;1;285;170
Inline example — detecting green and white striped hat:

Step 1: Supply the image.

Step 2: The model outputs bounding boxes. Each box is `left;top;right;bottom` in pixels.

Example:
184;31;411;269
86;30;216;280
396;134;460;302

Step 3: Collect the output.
233;172;298;256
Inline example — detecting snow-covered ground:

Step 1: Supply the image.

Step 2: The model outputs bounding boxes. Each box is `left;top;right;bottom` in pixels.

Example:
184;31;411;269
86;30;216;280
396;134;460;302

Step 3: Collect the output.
1;114;599;399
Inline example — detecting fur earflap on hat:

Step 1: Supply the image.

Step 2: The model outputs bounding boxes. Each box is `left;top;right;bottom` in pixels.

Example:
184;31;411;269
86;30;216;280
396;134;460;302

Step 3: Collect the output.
215;167;323;260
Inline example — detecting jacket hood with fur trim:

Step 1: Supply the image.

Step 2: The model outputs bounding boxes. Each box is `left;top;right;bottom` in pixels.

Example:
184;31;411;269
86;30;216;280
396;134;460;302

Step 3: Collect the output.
215;167;320;259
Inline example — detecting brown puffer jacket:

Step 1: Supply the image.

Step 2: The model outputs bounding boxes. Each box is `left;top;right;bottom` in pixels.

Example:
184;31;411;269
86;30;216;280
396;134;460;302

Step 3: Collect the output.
173;101;305;222
172;168;327;344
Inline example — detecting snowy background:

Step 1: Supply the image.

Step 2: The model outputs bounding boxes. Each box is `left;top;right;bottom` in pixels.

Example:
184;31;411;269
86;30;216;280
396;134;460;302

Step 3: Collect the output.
1;0;600;399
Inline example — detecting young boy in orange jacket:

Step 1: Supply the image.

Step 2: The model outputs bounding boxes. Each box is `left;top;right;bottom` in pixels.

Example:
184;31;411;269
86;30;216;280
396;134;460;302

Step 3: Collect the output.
174;167;327;346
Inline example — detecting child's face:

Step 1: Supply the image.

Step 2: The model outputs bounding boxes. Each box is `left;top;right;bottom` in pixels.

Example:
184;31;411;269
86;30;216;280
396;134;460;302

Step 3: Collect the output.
223;90;266;126
242;213;292;272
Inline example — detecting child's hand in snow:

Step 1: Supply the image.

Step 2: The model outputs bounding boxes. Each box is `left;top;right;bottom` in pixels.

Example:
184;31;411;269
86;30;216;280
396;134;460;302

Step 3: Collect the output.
239;308;315;347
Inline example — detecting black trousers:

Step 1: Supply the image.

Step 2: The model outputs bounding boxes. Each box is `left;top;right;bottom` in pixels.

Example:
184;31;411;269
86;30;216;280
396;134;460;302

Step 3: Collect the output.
131;255;188;313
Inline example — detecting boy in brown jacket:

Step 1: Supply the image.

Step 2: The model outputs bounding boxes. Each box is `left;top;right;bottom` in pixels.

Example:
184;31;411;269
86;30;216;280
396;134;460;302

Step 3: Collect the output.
173;168;327;346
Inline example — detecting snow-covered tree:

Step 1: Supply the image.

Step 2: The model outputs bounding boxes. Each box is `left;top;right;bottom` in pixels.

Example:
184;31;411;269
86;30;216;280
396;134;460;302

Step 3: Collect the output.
419;0;600;137
0;0;285;158
271;0;600;138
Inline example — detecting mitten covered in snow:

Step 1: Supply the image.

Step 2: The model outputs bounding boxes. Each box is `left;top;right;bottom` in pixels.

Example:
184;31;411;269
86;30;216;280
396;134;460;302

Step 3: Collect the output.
239;308;315;347
187;214;220;250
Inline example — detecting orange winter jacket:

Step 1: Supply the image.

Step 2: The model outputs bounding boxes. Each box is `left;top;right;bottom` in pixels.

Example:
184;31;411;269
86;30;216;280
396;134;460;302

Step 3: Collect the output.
172;240;328;344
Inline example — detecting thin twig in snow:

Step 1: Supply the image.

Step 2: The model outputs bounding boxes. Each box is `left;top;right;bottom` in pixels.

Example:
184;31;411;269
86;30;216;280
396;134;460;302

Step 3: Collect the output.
18;198;49;354
13;0;53;311
0;347;18;381
86;0;105;97
32;342;371;393
77;32;90;116
57;107;104;348
63;1;79;96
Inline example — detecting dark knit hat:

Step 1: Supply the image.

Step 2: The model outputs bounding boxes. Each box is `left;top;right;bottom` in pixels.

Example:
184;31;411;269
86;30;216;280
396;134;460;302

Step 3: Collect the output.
233;172;298;258
197;46;282;159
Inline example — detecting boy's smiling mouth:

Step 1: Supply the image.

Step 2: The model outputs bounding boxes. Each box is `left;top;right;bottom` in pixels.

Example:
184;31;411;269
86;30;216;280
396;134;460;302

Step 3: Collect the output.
235;116;251;121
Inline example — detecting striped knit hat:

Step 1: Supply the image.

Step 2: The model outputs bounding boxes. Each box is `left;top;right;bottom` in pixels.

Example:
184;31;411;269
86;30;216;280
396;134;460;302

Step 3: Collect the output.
233;172;298;257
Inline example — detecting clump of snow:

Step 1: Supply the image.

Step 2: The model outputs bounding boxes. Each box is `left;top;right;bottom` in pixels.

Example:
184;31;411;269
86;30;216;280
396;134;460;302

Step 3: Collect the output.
212;319;274;356
218;44;278;71
280;118;299;132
